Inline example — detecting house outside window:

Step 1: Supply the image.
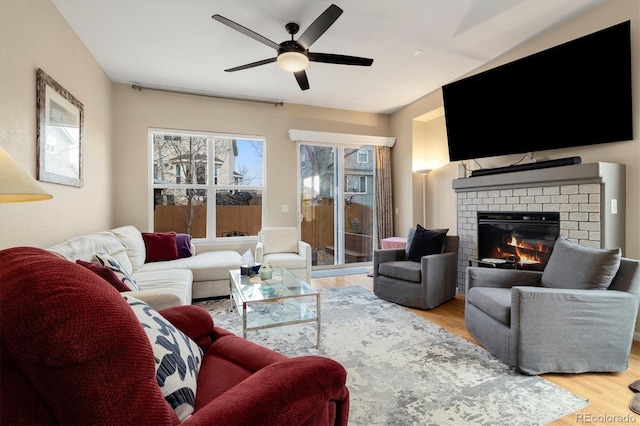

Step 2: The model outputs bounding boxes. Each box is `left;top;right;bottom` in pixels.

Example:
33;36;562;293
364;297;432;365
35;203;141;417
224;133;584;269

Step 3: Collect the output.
356;149;369;163
345;175;367;194
150;129;264;240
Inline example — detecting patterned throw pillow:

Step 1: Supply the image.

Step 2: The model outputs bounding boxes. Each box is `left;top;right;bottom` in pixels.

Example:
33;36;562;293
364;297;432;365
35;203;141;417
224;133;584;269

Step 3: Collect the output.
95;252;140;291
124;295;203;421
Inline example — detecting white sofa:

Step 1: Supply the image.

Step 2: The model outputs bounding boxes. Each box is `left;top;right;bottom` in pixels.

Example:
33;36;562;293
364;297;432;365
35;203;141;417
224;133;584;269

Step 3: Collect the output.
47;225;242;310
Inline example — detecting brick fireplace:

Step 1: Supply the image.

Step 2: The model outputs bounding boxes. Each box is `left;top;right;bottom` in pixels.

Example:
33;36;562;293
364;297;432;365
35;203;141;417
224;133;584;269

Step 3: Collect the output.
452;162;625;293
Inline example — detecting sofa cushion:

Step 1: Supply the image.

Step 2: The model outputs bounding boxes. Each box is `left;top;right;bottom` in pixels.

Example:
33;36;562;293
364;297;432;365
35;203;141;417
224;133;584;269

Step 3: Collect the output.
95;252;139;291
111;226;147;272
47;231;133;273
138;250;242;282
76;259;131;292
542;236;622;290
468;287;512;325
133;269;193;308
176;234;193;258
142;232;179;263
378;261;422;283
124;295;203;421
408;225;447;262
260;227;299;255
262;253;307;271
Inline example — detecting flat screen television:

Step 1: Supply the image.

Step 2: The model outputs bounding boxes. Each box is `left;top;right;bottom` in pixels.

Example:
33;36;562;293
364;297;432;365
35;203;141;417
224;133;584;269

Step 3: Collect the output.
442;20;632;162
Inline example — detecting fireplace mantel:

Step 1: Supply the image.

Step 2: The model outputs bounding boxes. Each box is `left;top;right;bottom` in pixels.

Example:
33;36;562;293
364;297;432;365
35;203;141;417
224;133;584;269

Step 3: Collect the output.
452;162;626;292
453;162;624;192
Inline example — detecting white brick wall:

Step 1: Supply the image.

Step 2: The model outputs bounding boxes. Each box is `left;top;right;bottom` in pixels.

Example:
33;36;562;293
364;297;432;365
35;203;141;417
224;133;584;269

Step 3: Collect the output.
455;183;602;292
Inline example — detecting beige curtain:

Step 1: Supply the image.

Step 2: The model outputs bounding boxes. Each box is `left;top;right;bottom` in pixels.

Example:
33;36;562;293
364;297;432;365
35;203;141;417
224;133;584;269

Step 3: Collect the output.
375;146;393;248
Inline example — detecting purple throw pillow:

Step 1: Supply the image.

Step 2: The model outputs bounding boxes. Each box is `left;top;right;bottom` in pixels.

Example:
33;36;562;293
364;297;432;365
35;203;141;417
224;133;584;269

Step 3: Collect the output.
176;233;193;258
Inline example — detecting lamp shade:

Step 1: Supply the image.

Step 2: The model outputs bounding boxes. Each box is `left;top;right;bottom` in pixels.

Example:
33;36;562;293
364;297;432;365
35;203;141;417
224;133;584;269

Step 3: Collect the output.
277;51;309;72
0;147;52;203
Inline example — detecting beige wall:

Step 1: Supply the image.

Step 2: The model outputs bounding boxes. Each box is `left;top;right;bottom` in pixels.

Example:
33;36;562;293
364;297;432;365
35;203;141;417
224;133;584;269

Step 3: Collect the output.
0;0;113;249
390;0;640;262
111;84;390;252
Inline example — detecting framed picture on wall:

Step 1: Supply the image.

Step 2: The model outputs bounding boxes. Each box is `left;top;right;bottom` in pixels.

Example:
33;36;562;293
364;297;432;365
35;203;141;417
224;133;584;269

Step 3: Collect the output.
36;68;84;187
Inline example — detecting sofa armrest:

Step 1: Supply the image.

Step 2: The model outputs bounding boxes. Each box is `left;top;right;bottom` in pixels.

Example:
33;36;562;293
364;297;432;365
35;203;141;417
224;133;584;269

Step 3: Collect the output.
297;240;311;259
160;305;215;351
512;287;639;374
466;267;542;292
255;242;264;263
184;356;349;426
421;251;457;284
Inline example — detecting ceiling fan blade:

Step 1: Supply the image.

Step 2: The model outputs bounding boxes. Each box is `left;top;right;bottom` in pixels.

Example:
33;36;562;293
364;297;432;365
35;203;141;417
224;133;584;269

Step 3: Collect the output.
224;57;276;72
212;14;280;50
297;4;343;50
294;71;310;91
308;52;373;66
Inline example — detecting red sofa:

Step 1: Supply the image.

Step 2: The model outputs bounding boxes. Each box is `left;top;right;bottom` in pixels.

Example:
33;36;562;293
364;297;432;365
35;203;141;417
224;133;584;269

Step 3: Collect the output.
0;247;349;425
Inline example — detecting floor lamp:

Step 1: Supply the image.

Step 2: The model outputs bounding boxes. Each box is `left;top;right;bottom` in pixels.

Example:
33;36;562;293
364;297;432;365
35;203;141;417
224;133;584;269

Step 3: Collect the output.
416;169;431;226
0;147;52;203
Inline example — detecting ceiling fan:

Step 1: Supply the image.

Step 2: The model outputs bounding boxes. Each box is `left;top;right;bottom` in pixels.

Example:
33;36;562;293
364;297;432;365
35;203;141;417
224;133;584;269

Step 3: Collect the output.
212;4;374;91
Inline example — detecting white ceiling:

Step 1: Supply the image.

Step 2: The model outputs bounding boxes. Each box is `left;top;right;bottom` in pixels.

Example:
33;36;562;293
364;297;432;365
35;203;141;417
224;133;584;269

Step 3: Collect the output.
52;0;604;114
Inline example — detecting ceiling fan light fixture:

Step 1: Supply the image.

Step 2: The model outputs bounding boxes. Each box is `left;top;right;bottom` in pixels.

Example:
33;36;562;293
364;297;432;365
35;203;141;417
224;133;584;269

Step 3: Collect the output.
277;51;309;72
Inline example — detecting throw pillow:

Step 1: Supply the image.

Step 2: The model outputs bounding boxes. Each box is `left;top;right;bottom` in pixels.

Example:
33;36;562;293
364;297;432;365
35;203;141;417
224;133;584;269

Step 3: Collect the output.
124;295;203;421
541;235;621;290
94;252;140;291
407;225;447;262
406;226;449;256
142;232;179;263
76;259;131;292
405;227;416;256
175;233;193;258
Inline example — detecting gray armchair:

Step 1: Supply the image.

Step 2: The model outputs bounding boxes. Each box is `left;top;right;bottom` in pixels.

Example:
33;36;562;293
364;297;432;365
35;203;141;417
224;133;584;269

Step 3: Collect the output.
373;235;459;310
465;236;640;375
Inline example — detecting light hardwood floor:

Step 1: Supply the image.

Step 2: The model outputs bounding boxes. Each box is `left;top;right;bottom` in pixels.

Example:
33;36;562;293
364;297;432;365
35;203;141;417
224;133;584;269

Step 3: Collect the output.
311;273;640;425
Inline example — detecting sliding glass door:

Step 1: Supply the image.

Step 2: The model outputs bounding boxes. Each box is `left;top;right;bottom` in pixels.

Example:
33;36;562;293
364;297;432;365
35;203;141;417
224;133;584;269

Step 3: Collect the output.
299;143;374;268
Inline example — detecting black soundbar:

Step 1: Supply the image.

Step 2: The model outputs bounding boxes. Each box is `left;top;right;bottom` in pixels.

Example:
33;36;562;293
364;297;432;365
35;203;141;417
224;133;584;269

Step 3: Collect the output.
470;157;581;177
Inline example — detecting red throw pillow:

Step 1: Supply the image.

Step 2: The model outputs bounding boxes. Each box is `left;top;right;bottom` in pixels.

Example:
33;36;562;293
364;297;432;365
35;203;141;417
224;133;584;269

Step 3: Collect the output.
76;259;131;292
142;232;179;263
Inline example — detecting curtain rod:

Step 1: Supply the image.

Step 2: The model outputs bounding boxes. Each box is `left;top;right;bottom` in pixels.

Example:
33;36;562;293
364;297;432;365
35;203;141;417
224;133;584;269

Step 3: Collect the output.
131;84;284;107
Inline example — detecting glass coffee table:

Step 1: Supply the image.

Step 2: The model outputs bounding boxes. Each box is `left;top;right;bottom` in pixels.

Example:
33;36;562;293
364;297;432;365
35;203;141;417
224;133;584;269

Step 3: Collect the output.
229;267;320;348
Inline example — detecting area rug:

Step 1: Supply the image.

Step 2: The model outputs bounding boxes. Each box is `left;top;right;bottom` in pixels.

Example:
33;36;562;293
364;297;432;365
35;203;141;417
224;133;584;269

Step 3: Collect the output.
195;286;588;425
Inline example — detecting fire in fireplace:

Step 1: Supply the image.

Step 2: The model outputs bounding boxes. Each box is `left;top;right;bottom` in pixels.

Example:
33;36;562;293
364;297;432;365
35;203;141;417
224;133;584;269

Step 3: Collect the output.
477;212;560;271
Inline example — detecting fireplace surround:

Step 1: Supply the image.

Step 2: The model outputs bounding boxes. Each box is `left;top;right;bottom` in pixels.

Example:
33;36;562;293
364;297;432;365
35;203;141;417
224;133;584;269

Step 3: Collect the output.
452;162;625;292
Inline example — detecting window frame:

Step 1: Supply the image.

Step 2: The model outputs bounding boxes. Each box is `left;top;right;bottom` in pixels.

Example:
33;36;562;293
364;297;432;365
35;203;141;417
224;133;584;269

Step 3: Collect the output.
148;128;265;242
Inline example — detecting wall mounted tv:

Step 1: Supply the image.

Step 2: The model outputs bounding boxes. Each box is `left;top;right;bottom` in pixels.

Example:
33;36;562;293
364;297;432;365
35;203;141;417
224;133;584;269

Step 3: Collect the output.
442;20;632;162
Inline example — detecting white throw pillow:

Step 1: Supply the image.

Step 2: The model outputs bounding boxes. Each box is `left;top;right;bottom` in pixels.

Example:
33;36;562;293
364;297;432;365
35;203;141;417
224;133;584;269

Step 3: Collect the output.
95;252;140;291
124;295;203;421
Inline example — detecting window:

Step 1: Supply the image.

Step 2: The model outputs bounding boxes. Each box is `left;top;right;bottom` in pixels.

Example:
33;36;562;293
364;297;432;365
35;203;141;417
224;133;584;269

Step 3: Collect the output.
150;129;264;240
357;149;369;163
345;175;367;193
